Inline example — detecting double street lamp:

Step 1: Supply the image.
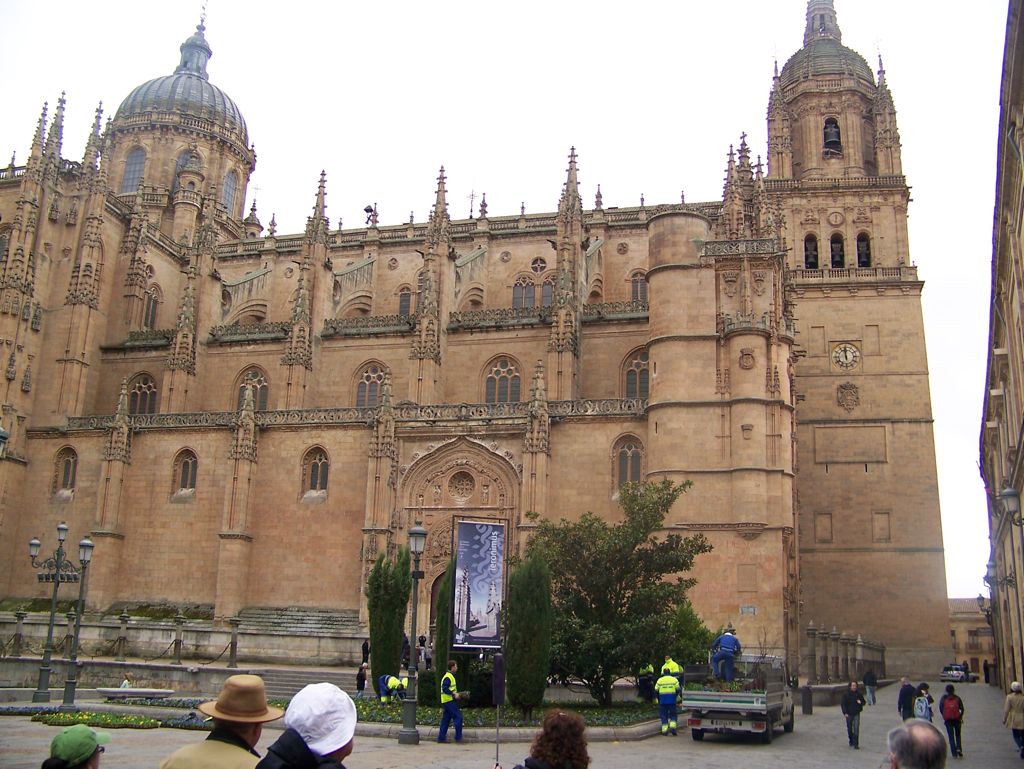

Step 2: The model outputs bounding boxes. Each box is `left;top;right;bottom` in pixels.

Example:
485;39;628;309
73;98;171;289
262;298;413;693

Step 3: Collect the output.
398;524;428;746
28;523;94;705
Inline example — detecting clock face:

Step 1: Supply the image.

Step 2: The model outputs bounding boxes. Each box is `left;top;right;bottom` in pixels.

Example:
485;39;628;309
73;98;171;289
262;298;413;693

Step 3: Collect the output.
832;343;861;370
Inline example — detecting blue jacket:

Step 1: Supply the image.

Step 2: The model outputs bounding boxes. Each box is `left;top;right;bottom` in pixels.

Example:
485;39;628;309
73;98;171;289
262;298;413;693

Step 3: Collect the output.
713;632;741;655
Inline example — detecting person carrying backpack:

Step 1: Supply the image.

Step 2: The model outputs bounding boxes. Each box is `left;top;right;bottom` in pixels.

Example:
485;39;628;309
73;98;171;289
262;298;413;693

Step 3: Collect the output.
938;683;965;758
913;682;934;722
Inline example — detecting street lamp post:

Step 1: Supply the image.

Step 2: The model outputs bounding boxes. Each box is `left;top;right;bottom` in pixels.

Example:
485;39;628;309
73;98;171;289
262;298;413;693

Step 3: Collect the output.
28;523;90;702
61;537;94;710
398;524;428;746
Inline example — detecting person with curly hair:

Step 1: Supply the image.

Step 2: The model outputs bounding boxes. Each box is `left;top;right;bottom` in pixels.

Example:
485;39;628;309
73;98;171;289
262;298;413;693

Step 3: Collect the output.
513;709;590;769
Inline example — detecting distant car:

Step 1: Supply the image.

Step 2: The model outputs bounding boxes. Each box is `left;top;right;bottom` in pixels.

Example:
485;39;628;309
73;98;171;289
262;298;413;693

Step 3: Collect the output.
940;664;977;682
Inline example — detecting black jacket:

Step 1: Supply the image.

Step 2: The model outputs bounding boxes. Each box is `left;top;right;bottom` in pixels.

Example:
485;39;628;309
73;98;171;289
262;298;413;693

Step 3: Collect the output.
256;729;345;769
515;757;579;769
863;670;877;687
898;683;917;716
938;693;965;721
841;689;866;716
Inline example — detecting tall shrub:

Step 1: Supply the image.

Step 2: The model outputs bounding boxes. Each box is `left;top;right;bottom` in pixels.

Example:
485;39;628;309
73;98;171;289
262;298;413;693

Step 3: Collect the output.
505;550;552;717
365;547;411;696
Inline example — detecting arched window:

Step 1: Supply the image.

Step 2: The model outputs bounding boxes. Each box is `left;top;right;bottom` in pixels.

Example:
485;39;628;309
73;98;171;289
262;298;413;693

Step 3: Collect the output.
398;287;412;316
171;151;192;194
804;235;819;269
624;350;650;399
541;278;554;307
512;276;535;309
54;447;78;492
631;272;648;303
356;363;387;407
302;447;329;492
173;449;198;492
222;171;238;214
614;437;644;488
823;118;842;153
143;285;161;329
120;148;146;193
830;234;845;268
856;233;872;267
236;368;270;411
485;357;521;403
128;374;158;415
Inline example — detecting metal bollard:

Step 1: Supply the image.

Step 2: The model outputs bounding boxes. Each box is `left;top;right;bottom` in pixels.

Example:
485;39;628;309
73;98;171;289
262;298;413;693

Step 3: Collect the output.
802;684;814;715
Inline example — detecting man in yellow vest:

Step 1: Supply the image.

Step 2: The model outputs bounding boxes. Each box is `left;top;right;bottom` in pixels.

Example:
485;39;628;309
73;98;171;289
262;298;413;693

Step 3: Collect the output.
663;654;682;684
378;674;405;703
437;660;464;743
656;666;682;736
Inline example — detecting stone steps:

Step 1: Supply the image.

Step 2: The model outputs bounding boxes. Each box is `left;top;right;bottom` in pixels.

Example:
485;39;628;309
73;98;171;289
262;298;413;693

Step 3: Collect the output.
256;667;358;700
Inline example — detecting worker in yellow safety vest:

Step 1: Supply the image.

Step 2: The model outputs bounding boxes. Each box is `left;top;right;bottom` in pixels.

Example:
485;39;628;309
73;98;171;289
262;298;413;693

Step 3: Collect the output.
656;666;682;735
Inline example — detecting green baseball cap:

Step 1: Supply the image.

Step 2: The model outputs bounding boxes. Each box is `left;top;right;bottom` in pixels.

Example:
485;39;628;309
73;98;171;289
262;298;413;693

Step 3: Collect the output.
50;723;110;766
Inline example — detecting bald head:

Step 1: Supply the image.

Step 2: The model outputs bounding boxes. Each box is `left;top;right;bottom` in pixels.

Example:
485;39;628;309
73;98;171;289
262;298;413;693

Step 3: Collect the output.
888;720;947;769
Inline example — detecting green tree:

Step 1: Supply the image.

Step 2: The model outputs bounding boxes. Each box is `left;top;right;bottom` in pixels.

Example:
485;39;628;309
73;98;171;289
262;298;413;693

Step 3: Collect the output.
668;598;716;666
505;550;552;717
527;479;711;706
365;547;411;697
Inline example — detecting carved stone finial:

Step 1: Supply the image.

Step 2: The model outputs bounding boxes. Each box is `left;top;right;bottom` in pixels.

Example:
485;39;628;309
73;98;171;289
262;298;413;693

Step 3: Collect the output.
594;184;603;210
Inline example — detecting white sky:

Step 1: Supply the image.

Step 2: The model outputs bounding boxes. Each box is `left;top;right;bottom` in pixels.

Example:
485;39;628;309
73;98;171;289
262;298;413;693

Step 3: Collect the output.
0;1;1006;600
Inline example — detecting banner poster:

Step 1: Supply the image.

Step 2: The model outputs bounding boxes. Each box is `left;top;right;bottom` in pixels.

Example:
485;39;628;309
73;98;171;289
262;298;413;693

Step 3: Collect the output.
452;520;505;649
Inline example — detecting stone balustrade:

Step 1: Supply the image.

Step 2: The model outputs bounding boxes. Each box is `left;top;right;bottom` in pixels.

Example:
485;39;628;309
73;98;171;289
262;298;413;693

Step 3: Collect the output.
802;620;886;684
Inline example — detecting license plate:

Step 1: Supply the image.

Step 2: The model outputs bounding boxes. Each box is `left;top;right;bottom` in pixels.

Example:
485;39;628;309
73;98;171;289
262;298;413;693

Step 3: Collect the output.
708;719;741;728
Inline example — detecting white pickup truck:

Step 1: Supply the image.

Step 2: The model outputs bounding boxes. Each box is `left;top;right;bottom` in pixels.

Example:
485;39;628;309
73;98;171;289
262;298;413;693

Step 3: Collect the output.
681;654;795;744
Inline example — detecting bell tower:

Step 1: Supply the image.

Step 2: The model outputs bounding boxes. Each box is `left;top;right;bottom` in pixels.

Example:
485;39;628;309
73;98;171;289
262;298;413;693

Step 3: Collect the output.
769;0;948;675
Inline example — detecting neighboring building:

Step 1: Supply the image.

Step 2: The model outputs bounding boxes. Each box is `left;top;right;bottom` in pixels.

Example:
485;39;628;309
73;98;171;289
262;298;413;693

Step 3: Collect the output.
949;598;996;677
0;0;949;672
982;0;1024;692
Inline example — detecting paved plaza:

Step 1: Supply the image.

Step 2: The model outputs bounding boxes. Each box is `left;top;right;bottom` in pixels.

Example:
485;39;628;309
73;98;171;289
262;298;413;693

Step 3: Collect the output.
1;681;1021;768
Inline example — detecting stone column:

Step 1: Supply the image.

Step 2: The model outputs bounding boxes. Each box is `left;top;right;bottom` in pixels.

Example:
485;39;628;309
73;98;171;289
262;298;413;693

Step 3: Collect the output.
13;610;26;656
805;620;817;684
116;611;129;662
840;633;850;679
855;634;865;679
830;627;841;681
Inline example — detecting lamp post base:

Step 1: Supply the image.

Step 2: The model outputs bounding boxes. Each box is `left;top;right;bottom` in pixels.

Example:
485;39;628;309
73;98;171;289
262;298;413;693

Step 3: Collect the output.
398;694;420;744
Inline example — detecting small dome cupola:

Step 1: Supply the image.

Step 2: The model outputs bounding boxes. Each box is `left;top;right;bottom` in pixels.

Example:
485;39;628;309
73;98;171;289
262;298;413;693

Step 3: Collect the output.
175;22;213;80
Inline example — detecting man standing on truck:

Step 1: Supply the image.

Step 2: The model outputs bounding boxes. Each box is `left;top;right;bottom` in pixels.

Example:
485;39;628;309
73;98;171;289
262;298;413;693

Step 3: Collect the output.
656;666;682;735
711;628;742;682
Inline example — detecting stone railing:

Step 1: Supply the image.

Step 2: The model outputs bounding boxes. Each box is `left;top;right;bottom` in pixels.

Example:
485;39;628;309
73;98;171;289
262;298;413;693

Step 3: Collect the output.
208;321;292;344
448;306;552;330
123;329;175;348
802;621;885;683
765;175;907;192
704;238;781;257
581;300;649;321
322;314;416;338
61;399;647;433
0;165;26;182
789;265;919;283
720;312;797;338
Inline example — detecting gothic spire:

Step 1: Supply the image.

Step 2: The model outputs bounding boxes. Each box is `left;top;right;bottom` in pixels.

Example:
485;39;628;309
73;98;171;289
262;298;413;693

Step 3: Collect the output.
803;0;842;46
305;170;328;243
425;166;451;247
43;93;65;164
557;147;582;221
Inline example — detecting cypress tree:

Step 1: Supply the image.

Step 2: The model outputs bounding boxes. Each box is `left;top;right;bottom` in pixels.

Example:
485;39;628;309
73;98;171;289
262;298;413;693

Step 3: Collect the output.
365;547;411;697
419;558;455;704
505;550;552;718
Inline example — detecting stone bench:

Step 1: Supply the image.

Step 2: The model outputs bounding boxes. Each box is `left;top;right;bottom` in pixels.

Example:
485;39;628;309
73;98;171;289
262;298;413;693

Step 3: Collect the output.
96;687;176;699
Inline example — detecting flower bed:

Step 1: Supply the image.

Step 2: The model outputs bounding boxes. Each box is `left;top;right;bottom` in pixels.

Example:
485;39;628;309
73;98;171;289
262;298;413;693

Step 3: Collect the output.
31;711;161;729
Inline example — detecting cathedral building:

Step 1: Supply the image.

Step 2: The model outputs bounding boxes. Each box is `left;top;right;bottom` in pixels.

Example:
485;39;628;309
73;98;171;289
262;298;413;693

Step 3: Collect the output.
0;0;949;673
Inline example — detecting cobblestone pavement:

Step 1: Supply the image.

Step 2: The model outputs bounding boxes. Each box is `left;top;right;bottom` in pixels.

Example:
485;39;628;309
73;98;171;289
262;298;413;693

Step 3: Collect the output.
1;681;1021;768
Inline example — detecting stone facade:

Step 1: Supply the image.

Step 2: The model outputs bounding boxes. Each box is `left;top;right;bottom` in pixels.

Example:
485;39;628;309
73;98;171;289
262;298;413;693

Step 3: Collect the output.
0;0;948;674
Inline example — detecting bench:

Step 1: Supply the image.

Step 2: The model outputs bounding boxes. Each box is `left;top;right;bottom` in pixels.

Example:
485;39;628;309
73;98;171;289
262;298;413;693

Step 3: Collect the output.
96;687;176;699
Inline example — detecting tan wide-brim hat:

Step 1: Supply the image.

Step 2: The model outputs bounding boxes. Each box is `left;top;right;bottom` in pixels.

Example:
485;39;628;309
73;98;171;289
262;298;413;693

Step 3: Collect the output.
198;674;284;723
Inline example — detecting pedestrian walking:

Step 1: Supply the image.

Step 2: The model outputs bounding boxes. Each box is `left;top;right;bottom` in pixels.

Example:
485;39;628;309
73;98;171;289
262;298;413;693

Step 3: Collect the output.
511;710;590;769
159;674;283;769
655;666;681;735
913;682;935;722
355;663;368;700
437;660;465;743
984;659;991;684
43;724;111;769
1004;680;1024;758
863;668;878;705
840;680;866;749
937;683;965;758
898;676;917;721
886;720;949;769
360;640;369;665
256;683;356;769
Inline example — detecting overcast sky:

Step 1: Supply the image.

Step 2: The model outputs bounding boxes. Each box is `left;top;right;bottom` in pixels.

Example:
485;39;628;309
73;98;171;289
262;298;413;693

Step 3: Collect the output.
0;1;1006;600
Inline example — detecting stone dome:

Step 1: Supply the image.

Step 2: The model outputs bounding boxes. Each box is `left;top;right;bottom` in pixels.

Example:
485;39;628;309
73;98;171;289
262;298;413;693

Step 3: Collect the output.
114;23;248;146
779;37;875;91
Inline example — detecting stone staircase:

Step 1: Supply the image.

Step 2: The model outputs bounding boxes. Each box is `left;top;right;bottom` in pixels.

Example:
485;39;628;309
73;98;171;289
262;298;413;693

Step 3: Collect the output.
236;607;362;636
255;667;359;700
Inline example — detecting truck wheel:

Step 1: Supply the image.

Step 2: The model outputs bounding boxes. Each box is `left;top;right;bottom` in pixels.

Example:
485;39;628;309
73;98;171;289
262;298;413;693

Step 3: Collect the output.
691;729;705;741
761;719;774;744
783;711;795;733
